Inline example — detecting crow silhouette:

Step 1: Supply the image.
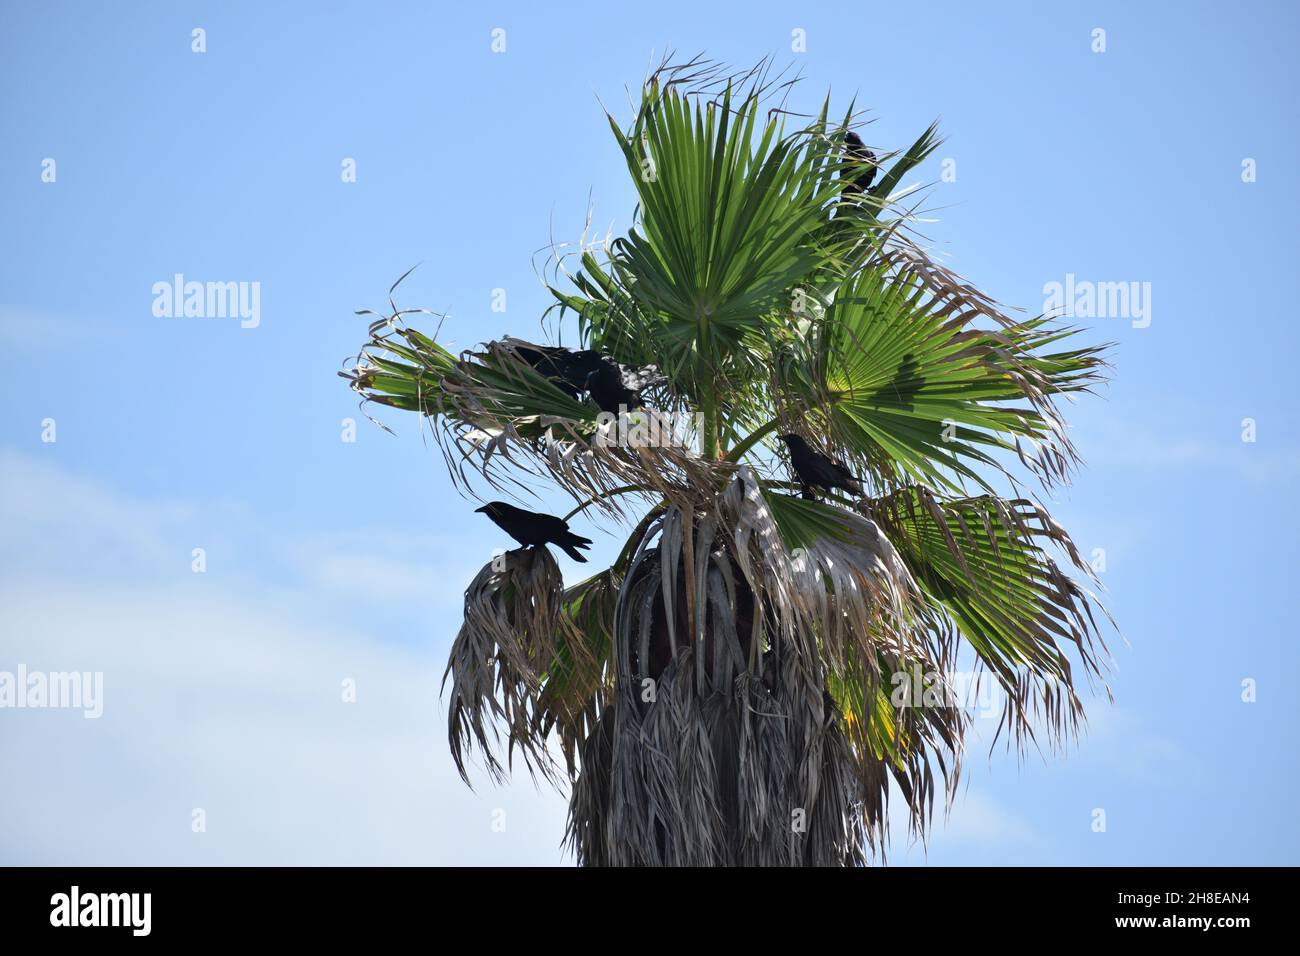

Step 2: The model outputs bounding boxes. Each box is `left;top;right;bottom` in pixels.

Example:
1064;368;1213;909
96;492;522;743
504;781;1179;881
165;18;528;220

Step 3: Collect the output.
509;339;662;414
475;501;592;563
841;131;877;195
585;363;645;414
510;341;608;400
779;433;863;498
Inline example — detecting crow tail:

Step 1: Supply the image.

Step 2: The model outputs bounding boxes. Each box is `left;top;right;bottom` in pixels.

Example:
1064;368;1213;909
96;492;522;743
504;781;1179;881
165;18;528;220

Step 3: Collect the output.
834;464;864;496
557;533;592;563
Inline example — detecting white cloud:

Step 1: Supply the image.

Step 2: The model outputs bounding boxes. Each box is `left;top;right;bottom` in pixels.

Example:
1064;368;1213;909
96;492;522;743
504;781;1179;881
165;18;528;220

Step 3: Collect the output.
938;790;1041;846
0;450;570;864
0;448;196;573
887;786;1043;866
0;581;570;865
1078;704;1205;787
276;527;482;607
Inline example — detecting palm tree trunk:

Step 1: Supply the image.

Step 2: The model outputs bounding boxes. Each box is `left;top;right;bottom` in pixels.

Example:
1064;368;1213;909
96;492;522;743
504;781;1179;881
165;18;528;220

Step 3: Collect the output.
564;515;867;867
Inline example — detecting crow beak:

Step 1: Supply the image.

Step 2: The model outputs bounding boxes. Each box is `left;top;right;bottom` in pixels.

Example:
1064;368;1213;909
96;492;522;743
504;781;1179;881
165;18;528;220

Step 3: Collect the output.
474;505;487;513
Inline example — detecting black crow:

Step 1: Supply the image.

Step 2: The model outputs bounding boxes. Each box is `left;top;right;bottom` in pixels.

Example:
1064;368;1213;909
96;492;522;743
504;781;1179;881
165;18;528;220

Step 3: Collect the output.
510;341;608;400
841;131;877;195
475;501;592;562
779;433;863;498
585;363;645;415
507;338;663;414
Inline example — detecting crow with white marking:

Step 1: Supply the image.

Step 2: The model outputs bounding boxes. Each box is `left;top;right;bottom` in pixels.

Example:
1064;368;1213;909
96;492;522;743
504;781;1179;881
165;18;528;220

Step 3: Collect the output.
779;433;863;499
509;341;608;400
475;501;592;563
585;363;646;414
508;339;661;415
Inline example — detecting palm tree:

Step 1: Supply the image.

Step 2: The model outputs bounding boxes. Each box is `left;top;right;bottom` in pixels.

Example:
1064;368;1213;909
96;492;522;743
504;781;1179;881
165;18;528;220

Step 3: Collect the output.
342;58;1113;866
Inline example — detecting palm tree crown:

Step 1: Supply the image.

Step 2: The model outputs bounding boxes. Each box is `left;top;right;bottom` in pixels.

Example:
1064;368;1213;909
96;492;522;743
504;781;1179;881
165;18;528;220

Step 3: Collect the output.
342;57;1114;866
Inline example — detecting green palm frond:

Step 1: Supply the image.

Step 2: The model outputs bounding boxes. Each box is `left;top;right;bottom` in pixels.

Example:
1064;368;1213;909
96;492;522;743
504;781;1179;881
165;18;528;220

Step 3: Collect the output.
610;83;841;362
776;264;1107;492
868;486;1112;746
346;310;719;518
866;120;943;211
825;646;966;844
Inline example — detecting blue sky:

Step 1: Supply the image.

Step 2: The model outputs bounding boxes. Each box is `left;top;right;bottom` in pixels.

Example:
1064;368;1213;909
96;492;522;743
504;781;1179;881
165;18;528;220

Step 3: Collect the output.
1;0;1297;864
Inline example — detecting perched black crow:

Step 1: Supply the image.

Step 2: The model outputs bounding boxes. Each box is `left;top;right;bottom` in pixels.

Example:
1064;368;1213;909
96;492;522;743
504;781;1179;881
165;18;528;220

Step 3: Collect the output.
510;341;608;400
841;131;877;195
585;363;645;415
779;433;863;498
507;338;663;414
563;350;611;384
475;501;592;563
